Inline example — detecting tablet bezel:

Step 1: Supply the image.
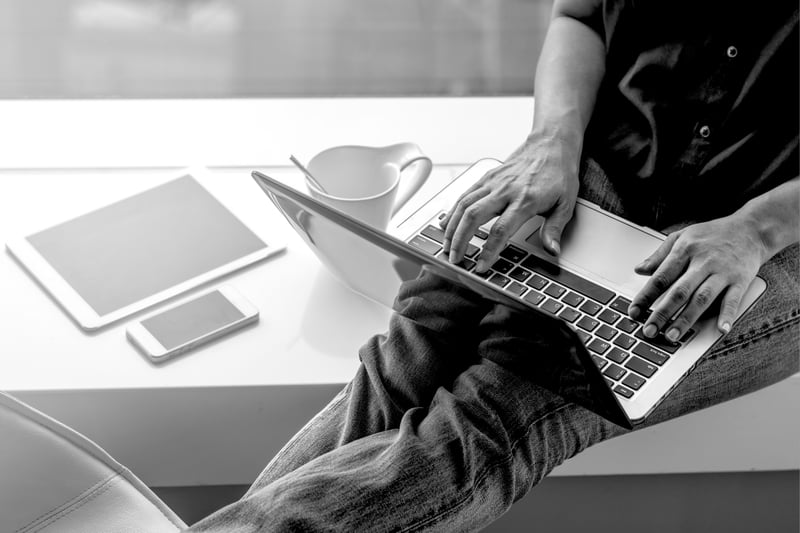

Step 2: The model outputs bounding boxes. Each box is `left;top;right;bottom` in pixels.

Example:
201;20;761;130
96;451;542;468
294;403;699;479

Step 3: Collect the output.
6;167;283;331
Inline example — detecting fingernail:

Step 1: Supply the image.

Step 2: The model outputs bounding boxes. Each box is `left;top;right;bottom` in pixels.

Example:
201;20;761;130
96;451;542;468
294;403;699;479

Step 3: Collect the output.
476;260;487;272
666;328;680;342
643;324;657;338
629;305;641;319
448;251;457;263
551;240;561;255
442;240;450;253
720;322;731;334
635;260;647;270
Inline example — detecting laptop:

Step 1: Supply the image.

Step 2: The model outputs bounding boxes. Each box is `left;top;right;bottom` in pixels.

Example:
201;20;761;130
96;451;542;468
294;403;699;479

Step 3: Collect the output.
252;159;765;428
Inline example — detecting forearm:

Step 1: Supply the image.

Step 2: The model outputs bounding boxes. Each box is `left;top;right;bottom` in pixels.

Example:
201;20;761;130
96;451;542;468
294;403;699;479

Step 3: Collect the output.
736;177;800;262
523;0;606;162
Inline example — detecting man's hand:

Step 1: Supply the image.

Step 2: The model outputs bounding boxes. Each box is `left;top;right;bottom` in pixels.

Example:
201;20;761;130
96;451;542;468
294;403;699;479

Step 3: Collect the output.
440;136;580;272
630;213;769;342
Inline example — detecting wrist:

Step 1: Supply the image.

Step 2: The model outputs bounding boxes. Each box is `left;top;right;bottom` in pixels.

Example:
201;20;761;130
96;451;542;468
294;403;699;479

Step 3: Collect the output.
517;128;583;178
735;194;798;262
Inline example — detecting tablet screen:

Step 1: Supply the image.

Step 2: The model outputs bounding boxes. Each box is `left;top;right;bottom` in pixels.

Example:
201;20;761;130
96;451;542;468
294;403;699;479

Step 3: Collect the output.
26;175;266;317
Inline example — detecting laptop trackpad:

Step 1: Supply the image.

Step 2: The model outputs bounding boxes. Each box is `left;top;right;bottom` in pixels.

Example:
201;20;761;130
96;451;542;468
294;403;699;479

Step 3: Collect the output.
523;204;664;297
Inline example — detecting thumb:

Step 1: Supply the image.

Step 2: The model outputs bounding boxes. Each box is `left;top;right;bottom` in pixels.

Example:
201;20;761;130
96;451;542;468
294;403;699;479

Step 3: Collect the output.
539;201;574;256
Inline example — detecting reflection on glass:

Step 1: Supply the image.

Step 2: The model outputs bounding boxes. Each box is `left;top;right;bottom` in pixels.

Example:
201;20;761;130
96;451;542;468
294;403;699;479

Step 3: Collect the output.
0;0;553;98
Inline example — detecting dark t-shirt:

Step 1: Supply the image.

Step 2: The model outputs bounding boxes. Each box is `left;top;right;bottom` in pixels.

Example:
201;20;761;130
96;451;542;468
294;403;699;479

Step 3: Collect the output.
583;0;798;227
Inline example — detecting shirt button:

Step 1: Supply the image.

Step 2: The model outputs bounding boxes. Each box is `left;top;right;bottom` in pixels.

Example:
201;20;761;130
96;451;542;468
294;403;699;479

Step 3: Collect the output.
726;46;738;58
699;125;711;138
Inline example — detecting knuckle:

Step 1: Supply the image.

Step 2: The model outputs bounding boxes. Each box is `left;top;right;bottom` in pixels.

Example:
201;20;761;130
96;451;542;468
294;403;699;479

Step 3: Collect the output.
651;274;672;293
670;284;691;304
649;308;671;325
693;287;714;308
462;206;480;222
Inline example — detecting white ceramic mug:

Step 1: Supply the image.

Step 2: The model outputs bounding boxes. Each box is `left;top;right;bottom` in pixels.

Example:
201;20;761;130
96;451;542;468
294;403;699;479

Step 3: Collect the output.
304;143;433;229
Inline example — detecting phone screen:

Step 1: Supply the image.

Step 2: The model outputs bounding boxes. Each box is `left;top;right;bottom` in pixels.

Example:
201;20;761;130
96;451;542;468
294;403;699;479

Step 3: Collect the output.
141;290;244;350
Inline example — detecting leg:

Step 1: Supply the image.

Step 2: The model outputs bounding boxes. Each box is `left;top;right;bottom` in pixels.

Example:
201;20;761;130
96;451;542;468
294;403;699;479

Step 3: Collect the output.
192;249;797;532
244;271;495;490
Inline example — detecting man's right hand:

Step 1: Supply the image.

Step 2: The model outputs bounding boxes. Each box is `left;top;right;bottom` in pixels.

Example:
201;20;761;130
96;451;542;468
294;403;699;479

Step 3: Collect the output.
440;135;580;272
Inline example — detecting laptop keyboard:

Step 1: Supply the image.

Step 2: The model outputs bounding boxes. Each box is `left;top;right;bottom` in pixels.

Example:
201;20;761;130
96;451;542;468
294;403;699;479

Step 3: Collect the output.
408;217;695;401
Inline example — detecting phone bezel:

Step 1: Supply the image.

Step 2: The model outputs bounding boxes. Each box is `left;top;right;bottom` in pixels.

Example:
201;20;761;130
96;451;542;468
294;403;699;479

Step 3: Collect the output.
126;285;259;362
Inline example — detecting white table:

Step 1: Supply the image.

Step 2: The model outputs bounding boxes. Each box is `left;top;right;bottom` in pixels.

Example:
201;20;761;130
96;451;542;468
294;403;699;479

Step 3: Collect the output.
1;98;796;487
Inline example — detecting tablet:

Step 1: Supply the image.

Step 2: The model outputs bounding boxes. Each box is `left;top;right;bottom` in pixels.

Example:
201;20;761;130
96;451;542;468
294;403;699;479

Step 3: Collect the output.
6;169;283;330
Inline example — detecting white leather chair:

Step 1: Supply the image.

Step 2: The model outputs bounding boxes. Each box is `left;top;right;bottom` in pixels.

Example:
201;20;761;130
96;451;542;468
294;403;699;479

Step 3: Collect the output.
0;391;186;532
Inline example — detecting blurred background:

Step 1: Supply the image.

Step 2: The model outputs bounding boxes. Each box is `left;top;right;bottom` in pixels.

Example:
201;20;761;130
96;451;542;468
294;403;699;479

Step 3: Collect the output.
0;0;553;99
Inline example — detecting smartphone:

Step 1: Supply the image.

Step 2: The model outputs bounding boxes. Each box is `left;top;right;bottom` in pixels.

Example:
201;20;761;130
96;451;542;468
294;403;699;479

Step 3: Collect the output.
126;286;259;362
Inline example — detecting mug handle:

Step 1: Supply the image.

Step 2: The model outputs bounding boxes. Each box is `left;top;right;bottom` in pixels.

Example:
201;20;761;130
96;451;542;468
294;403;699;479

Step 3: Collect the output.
389;143;433;217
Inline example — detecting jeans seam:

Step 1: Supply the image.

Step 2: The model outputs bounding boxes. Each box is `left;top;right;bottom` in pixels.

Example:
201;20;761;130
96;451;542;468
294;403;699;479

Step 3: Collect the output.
706;311;800;361
397;402;573;533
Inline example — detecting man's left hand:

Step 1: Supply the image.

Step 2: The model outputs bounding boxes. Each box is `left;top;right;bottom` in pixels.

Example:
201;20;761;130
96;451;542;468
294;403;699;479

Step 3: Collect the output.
629;214;767;342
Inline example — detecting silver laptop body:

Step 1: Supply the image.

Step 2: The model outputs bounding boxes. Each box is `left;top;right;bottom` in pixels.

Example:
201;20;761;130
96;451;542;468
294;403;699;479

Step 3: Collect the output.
253;160;765;426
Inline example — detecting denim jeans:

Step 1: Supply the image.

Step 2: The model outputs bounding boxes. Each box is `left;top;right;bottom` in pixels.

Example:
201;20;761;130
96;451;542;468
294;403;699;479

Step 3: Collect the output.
190;161;799;532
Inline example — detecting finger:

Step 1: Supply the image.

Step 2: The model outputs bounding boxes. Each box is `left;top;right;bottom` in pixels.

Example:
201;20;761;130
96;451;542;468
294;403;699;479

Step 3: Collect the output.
662;274;726;342
630;246;690;323
539;198;575;256
475;202;528;272
634;231;681;275
717;282;746;335
641;267;706;338
440;182;484;230
448;195;504;265
442;187;490;253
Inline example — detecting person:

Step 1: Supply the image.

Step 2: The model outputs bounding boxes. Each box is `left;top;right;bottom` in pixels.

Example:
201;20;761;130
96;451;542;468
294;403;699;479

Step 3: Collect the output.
190;1;798;530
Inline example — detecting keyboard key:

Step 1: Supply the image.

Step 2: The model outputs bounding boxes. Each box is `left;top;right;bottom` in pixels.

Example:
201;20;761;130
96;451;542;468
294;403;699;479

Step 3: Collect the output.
613;385;634;399
500;245;527;263
605;378;616;389
598;309;621;325
506;281;527;296
562;292;585;308
606;347;629;364
474;269;493;279
492;258;514;274
576;330;592;344
632;342;670;366
577;316;600;332
465;243;480;258
587;338;611;355
474;229;489;240
616;318;639;334
622;373;646;391
612;334;636;350
591;354;607;369
509;267;531;282
579;300;602;316
520;254;616;304
603;364;627;381
540;298;564;315
544;284;567;299
456;258;477;271
409;235;441;255
558;307;581;323
525;274;548;290
489;273;511;288
523;290;545;306
609;296;631;314
421;225;445;244
634;329;680;354
681;329;696;343
595;324;618;341
624;356;658;378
